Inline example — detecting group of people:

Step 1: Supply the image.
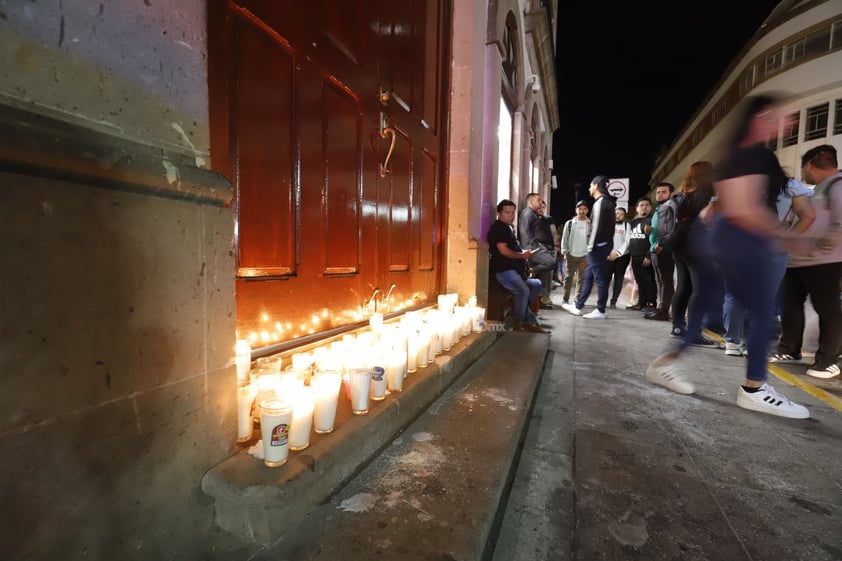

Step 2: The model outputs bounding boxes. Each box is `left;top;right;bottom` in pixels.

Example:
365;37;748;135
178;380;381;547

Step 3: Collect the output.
487;94;841;421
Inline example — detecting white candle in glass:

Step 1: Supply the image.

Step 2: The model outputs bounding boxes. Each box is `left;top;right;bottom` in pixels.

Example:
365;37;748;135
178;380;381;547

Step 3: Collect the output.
260;399;293;467
348;367;372;415
369;312;384;340
312;369;342;433
473;307;486;332
441;319;453;351
288;386;315;451
235;340;251;385
236;383;257;442
370;365;386;401
406;334;420;373
468;295;477;308
386;350;405;392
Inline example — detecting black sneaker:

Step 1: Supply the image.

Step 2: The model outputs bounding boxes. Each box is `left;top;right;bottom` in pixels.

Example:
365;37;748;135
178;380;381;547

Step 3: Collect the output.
670;326;686;338
687;335;720;348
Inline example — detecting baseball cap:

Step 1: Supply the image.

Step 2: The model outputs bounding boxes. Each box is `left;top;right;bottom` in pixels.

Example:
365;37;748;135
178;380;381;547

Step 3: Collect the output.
576;200;589;209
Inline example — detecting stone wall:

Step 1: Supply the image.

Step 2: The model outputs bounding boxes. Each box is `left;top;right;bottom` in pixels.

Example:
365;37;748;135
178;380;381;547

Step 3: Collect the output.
0;1;238;559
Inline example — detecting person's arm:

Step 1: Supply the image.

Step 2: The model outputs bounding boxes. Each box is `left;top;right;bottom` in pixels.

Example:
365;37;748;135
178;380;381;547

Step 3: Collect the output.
588;199;602;250
789;194;816;234
518;210;537;249
496;241;533;261
560;220;571;254
817;178;842;250
615;224;629;256
648;212;659;252
715;174;792;240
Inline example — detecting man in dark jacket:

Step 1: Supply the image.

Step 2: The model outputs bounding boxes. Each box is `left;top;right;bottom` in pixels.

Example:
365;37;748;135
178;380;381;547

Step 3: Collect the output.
562;175;615;319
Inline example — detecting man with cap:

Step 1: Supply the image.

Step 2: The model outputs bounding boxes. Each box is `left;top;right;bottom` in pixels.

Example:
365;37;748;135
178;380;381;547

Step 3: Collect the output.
560;199;591;306
562;175;616;319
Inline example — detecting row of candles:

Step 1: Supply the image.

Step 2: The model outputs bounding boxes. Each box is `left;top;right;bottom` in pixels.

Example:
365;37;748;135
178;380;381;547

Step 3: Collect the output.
235;295;487;467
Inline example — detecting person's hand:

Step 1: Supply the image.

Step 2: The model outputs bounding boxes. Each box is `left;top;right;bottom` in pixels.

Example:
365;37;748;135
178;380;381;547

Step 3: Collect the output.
607;252;617;262
522;249;534;259
654;244;661;254
644;224;652;234
643;257;652;267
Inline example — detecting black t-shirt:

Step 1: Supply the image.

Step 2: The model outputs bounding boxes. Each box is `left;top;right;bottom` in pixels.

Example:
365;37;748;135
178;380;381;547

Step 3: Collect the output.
714;144;786;212
487;220;524;274
628;216;652;256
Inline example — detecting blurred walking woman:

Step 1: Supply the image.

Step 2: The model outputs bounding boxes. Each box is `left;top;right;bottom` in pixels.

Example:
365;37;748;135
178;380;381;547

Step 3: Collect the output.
712;94;809;419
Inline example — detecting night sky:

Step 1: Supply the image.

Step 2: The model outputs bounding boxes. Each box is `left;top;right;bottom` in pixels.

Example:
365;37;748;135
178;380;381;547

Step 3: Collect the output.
550;1;782;222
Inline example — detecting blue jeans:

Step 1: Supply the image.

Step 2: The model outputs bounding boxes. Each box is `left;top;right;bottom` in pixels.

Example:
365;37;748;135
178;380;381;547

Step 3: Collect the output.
495;269;541;324
713;217;785;383
575;243;612;313
722;250;786;344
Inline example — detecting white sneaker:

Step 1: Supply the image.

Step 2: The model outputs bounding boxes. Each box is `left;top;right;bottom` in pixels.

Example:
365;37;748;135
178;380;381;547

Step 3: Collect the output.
736;383;810;419
582;310;606;320
562;303;581;316
806;363;840;379
725;342;746;357
645;357;695;395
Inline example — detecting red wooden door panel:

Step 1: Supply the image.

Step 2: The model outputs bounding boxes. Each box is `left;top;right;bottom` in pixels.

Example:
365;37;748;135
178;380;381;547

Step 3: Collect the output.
208;0;448;345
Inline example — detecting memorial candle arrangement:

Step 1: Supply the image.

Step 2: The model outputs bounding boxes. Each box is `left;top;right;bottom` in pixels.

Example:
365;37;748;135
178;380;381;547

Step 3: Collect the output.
288;386;315;451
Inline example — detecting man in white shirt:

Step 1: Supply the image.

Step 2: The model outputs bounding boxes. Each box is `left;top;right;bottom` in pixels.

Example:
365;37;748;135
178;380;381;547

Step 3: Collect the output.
560;200;590;305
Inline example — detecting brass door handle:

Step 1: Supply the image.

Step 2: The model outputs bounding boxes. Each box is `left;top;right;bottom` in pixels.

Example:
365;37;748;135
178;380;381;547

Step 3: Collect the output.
379;127;396;178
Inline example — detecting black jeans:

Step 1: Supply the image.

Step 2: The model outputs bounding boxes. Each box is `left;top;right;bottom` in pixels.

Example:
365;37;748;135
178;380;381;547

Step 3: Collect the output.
608;253;631;305
630;254;657;308
651;250;675;312
778;262;842;368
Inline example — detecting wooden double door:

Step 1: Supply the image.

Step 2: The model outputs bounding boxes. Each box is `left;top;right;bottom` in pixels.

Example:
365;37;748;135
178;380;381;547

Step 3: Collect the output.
208;0;451;345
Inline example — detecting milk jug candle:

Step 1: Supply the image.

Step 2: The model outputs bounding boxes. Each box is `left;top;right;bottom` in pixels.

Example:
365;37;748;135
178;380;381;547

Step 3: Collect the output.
288;386;315;451
312;369;342;433
259;399;293;467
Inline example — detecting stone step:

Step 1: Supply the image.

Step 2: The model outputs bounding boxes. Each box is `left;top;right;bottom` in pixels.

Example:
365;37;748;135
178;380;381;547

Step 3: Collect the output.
201;328;510;546
250;331;550;560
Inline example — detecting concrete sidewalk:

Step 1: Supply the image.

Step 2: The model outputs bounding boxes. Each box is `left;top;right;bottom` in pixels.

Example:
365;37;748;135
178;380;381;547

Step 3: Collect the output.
495;290;842;560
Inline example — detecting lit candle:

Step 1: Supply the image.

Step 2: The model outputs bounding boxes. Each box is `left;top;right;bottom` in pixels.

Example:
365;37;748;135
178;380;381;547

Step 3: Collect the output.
236;383;257;442
369;312;384;338
406;334;420;373
348;367;372;415
370;365;386;401
468;295;477;308
473;306;486;332
386;350;405;393
312;369;342;433
235;340;252;385
259;399;293;468
288;386;315;451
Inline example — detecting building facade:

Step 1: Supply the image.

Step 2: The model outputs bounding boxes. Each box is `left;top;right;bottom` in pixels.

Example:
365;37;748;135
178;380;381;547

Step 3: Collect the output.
0;0;558;558
652;0;842;189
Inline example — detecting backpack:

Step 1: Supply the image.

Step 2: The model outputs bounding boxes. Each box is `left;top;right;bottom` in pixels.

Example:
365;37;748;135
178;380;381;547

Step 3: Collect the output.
656;193;694;250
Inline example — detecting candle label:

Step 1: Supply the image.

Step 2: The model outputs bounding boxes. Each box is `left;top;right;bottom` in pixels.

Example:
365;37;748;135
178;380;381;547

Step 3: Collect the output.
270;423;290;447
371;366;385;382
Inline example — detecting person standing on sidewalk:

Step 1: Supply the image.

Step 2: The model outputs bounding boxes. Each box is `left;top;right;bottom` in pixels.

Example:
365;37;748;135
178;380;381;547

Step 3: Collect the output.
560;200;591;306
487;199;549;333
608;206;630;309
645;182;676;321
562;175;615;319
771;144;842;379
627;197;658;313
646;94;810;420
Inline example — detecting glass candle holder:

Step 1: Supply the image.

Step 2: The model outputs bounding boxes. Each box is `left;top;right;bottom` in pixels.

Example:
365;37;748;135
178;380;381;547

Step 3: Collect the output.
236;383;257;442
348;367;372;415
386;350;406;393
235;340;252;385
259;399;293;468
288;386;315;451
370;365;386;401
312;369;342;434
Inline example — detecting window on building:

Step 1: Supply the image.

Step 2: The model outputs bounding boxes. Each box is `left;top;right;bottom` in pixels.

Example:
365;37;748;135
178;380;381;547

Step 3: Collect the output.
740;66;756;96
497;98;513;205
763;50;782;77
805;103;829;141
784;38;806;66
805;25;832;58
832;20;842;50
834;99;842;136
782;111;800;147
